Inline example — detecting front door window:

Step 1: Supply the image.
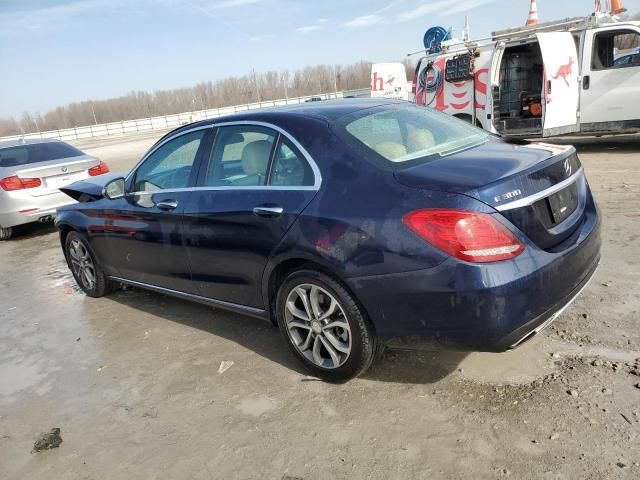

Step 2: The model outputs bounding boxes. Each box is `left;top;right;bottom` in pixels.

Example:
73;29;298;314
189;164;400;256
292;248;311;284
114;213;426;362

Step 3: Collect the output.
133;130;206;192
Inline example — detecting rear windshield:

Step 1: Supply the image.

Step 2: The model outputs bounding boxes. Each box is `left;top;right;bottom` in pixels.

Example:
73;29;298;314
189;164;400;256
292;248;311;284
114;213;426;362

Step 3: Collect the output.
0;142;84;168
335;103;488;169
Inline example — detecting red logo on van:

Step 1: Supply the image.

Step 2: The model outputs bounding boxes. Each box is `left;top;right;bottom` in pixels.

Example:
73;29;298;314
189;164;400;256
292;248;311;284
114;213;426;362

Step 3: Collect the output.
552;57;575;87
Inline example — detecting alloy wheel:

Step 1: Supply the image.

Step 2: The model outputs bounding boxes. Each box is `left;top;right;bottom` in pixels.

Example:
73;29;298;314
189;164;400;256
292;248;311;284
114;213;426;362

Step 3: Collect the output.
68;239;96;291
284;283;352;369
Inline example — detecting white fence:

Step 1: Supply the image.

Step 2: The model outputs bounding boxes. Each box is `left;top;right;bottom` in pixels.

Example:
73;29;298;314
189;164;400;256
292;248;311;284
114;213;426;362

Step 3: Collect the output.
1;89;371;143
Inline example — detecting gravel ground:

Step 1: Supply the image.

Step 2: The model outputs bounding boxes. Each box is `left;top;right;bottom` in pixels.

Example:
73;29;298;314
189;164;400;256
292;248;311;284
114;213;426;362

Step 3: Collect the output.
0;131;638;480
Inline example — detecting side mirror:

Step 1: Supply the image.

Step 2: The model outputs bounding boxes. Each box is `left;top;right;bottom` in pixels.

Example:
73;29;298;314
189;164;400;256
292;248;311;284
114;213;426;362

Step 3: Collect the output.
103;177;126;200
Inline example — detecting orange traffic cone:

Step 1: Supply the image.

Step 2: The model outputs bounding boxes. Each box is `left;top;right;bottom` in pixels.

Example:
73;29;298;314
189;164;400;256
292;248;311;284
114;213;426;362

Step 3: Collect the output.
610;0;627;14
526;0;539;26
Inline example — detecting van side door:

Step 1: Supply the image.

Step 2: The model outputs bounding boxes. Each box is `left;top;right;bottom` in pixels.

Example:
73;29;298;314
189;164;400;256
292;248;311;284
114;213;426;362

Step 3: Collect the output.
579;26;640;131
536;32;580;137
489;41;506;134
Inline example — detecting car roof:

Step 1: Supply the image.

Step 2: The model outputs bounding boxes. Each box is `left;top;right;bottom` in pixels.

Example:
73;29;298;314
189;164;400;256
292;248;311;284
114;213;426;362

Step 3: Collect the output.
246;98;403;121
0;138;65;149
189;98;403;128
259;98;402;119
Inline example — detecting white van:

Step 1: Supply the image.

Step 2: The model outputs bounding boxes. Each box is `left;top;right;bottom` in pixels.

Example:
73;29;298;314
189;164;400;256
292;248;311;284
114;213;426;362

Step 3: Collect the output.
411;14;640;137
371;63;410;101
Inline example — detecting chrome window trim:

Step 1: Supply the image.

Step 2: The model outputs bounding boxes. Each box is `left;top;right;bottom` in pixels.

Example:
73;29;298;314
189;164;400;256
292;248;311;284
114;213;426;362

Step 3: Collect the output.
124;120;322;194
127;185;319;195
494;167;583;212
124;125;211;184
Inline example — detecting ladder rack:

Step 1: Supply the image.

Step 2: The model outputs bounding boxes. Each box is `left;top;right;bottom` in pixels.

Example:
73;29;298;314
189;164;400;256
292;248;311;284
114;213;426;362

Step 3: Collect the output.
407;13;618;57
491;16;588;39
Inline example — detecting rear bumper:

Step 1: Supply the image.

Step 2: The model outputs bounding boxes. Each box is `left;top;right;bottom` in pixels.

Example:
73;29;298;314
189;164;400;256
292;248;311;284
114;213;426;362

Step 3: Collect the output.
0;192;76;228
487;256;598;351
347;202;601;352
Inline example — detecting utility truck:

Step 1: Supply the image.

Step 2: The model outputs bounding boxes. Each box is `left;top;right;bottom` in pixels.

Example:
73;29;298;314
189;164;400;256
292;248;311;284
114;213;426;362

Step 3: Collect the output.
410;9;640;137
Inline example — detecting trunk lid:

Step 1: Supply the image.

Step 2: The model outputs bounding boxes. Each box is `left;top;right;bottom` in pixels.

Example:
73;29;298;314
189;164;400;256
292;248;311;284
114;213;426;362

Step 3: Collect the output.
14;155;99;197
394;138;586;250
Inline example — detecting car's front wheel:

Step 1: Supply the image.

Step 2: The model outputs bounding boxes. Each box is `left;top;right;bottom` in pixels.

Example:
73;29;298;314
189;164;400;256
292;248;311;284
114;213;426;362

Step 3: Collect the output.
64;231;113;298
276;269;376;381
0;226;12;240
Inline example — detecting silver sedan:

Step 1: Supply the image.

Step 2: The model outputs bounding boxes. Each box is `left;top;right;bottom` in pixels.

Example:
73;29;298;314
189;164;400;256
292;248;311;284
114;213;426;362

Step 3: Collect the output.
0;138;109;240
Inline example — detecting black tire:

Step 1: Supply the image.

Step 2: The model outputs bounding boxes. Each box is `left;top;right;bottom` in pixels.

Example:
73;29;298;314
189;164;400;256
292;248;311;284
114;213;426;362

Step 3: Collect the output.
0;226;12;240
64;231;113;298
275;269;376;381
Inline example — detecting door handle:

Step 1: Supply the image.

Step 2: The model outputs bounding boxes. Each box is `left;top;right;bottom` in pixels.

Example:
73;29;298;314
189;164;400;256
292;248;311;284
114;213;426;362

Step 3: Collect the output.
156;199;179;211
253;205;284;217
583;75;590;90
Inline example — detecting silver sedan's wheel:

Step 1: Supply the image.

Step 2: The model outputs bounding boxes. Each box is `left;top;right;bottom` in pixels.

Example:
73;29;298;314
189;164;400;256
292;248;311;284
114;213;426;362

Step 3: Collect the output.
68;238;97;291
284;283;352;369
0;226;12;240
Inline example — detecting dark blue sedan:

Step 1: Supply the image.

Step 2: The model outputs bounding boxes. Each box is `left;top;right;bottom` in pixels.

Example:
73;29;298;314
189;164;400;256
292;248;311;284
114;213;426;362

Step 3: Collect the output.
56;100;601;381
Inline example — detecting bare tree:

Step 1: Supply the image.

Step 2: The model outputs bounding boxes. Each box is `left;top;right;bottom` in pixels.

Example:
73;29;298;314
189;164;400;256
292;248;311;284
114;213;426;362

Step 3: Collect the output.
0;59;409;136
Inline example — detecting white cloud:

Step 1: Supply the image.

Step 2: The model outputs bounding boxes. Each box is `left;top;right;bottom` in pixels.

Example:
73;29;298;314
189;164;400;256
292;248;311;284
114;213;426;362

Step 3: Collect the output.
249;33;275;41
376;0;407;14
181;0;266;21
215;0;262;8
397;1;443;22
297;17;330;32
297;25;321;33
342;14;384;28
342;0;497;29
0;0;269;36
397;0;497;22
444;0;498;15
0;0;118;36
341;0;405;28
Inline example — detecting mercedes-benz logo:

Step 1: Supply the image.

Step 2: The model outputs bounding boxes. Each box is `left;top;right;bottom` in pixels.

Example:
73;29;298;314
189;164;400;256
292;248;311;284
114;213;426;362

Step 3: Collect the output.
61;167;68;173
564;159;572;177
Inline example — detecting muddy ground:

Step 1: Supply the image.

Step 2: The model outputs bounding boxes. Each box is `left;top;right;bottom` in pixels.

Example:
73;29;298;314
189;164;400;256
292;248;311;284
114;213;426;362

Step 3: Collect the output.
0;131;639;480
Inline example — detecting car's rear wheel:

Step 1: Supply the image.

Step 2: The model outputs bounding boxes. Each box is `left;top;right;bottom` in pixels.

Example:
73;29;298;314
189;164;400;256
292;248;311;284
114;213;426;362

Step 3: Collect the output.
0;226;12;240
64;231;113;298
276;269;376;381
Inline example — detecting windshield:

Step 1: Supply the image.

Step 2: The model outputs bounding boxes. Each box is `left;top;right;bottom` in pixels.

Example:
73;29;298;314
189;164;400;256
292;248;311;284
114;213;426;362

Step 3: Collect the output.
336;103;489;168
0;142;84;168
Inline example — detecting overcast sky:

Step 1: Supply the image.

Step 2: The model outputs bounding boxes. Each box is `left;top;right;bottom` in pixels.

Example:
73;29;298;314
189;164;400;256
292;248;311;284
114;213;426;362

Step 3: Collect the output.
1;0;639;117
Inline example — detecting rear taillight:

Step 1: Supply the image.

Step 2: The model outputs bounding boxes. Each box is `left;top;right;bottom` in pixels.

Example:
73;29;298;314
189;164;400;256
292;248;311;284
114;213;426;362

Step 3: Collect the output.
0;176;42;191
403;209;525;263
88;160;109;176
411;73;417;95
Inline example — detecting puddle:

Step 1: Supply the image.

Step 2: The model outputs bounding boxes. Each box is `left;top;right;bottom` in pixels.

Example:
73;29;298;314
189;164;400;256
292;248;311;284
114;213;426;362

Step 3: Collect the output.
236;395;278;417
44;263;82;294
0;359;50;398
456;335;555;385
437;336;640;386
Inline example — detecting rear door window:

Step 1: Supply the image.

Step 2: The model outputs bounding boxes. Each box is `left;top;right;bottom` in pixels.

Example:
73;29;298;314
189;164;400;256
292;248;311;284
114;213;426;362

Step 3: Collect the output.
205;126;276;187
0;142;84;167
